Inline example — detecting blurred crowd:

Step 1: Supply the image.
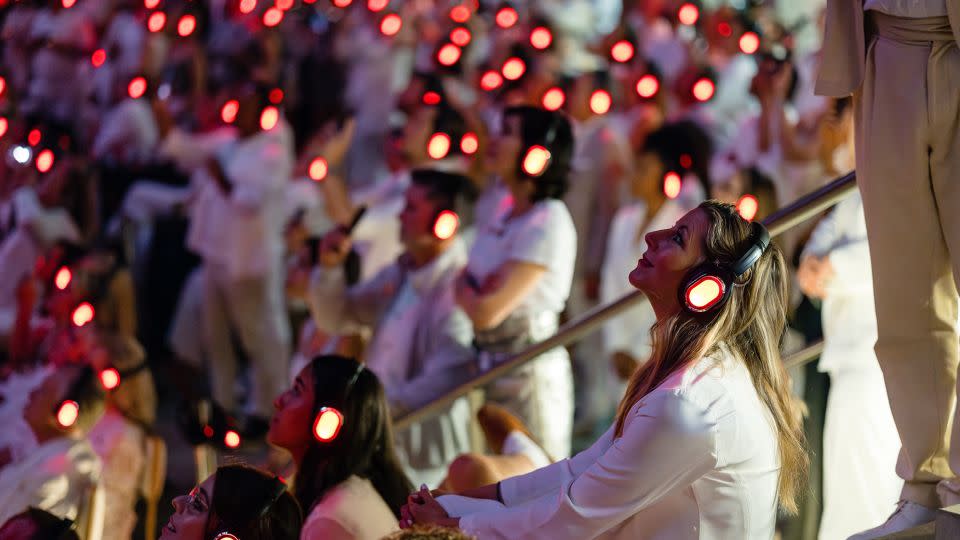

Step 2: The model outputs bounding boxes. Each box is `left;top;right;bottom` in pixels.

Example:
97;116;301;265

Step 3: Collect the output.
0;0;890;539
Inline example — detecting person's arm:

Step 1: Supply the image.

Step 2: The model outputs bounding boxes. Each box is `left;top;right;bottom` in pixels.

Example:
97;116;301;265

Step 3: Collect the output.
456;391;718;539
308;255;401;334
455;261;546;331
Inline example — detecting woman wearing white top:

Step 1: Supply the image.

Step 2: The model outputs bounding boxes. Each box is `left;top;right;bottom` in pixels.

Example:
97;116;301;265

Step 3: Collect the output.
403;201;807;539
267;355;413;540
456;106;577;460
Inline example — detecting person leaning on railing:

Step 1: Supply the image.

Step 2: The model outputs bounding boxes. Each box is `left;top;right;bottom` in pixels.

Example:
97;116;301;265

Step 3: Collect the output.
401;201;807;540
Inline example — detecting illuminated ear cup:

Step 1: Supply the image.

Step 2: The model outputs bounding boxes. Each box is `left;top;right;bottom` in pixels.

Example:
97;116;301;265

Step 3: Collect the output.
432;209;459;240
99;368;121;390
521;145;552;177
56;400;80;428
214;533;239;540
680;265;731;314
313;407;345;442
427;132;452;159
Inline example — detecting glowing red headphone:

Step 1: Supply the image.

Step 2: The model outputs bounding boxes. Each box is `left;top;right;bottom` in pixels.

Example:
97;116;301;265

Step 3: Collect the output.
519;115;561;178
97;360;150;391
679;221;769;315
313;363;365;443
55;366;96;429
220;90;281;131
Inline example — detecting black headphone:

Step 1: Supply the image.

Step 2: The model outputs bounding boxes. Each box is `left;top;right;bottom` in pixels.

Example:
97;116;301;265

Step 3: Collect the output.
679;221;770;314
313;362;365;443
519;113;561;179
212;475;288;540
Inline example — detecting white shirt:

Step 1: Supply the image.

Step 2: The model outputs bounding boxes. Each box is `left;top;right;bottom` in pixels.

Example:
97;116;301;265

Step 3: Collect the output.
864;0;948;17
300;475;399;540
0;367;50;462
600;200;687;360
467;199;577;315
88;410;144;540
453;350;780;540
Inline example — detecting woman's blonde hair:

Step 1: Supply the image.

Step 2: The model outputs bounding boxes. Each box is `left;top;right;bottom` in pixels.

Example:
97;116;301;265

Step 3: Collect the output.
614;200;807;513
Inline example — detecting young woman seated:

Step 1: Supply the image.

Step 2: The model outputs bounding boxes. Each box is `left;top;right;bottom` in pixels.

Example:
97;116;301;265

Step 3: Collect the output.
401;201;807;539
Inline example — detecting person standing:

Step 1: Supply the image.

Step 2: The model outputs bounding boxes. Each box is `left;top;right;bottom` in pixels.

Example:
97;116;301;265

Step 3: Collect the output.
817;0;960;535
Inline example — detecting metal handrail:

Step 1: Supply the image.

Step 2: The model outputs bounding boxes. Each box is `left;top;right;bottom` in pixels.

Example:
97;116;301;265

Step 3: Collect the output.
394;171;857;431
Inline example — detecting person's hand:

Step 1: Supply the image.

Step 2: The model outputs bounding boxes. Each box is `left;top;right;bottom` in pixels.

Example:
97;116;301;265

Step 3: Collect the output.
797;255;835;299
611;350;639;381
401;485;456;529
318;228;352;268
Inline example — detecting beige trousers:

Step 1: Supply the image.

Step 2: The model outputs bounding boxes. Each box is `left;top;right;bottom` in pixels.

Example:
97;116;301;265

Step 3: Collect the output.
855;12;960;508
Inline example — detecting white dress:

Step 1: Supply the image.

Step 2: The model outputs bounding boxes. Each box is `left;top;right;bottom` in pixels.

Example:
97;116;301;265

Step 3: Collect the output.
440;350;781;539
300;475;399;540
466;198;577;459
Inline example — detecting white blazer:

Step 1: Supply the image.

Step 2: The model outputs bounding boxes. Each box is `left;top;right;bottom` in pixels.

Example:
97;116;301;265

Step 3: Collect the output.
452;350;781;539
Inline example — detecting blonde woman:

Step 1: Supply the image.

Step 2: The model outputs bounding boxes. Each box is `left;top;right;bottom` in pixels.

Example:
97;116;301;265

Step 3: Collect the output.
402;201;807;539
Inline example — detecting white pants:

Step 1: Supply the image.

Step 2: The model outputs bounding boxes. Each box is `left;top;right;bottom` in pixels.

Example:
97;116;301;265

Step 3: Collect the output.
202;262;290;417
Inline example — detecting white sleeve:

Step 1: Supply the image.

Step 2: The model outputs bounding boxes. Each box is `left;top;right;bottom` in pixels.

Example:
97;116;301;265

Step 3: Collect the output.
460;390;717;539
508;204;572;269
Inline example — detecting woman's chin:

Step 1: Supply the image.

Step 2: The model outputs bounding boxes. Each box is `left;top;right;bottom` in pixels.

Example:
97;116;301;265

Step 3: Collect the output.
628;267;648;290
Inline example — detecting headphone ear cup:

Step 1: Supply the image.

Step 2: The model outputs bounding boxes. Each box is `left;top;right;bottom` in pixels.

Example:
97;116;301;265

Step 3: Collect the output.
680;264;730;314
432;209;459;240
520;145;552;177
56;400;80;428
214;533;239;540
313;407;345;442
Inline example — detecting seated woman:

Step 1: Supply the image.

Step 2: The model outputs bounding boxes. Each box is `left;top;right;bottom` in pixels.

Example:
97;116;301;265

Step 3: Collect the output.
267;355;414;540
402;201;807;539
159;464;301;540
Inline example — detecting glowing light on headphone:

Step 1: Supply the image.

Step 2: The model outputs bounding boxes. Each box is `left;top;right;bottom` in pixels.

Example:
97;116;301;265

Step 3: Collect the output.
144;0;160;8
686;275;724;311
737;194;759;221
380;14;402;36
460;132;479;154
0;118;8;139
55;267;72;290
308;157;328;181
147;11;166;32
333;0;353;6
480;70;503;91
501;57;526;80
437;43;462;66
91;49;106;67
680;154;692;169
434;210;459;240
368;0;389;11
541;87;565;111
239;0;257;14
590;89;612;115
72;302;95;327
530;26;552;49
0;77;5;97
263;7;284;27
203;425;214;438
449;5;470;23
692;78;715;102
495;6;518;28
313;408;343;441
427;133;451;159
36;149;55;173
663;171;682;199
718;22;732;37
522;145;551;177
99;368;121;390
276;0;294;9
678;3;699;25
221;100;239;123
422;91;441;105
260;106;280;130
636;74;659;98
610;40;635;63
178;15;197;37
224;430;241;448
739;31;760;54
128;77;147;99
28;129;41;146
450;27;471;46
62;0;76;7
57;401;80;427
269;88;284;104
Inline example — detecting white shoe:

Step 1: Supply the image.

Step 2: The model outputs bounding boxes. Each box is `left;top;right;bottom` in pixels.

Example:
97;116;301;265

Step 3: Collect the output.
847;501;938;539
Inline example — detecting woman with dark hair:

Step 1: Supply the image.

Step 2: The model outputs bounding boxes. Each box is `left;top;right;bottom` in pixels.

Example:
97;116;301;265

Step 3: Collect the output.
267;355;413;539
405;201;807;539
457;106;577;460
160;464;302;540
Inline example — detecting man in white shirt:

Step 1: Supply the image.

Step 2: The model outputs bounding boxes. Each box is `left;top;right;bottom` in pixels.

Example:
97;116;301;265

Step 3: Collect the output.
308;169;476;488
186;85;294;435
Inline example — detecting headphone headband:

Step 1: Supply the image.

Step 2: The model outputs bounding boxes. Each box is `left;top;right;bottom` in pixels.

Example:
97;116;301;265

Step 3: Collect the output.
730;222;769;277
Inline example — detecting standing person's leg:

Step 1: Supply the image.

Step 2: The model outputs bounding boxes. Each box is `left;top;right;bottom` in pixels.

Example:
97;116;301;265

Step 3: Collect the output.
202;263;239;414
855;34;959;510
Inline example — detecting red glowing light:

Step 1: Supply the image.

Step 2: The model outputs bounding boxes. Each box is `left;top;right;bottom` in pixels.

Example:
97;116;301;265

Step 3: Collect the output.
55;267;72;290
590;89;612;115
522;146;551;176
333;0;353;6
91;49;106;67
147;11;166;33
0;118;7;139
610;40;635;63
480;70;503;91
309;157;328;181
678;3;699;25
450;27;471;46
368;0;388;11
636;74;659;98
437;43;462;66
177;14;197;37
276;0;294;9
737;194;759;221
422;91;441;105
692;78;715;101
269;88;284;104
433;210;459;240
224;430;241;448
57;401;80;427
449;5;470;23
221;100;239;123
718;22;732;37
144;0;160;8
501;57;525;80
739;31;760;54
686;275;724;311
0;77;5;96
460;133;479;154
496;6;518;28
663;171;682;199
72;302;95;327
680;154;692;169
530;26;553;49
62;0;76;7
128;77;147;99
239;0;257;14
36;149;55;173
313;408;343;441
263;7;283;26
99;368;121;390
202;425;214;438
427;133;451;159
541;87;565;111
380;13;402;36
28;129;41;146
260;106;279;130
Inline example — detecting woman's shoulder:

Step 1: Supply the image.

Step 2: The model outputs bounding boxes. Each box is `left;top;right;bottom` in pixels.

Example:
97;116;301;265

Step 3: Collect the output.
526;198;576;232
305;476;397;535
645;351;750;418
